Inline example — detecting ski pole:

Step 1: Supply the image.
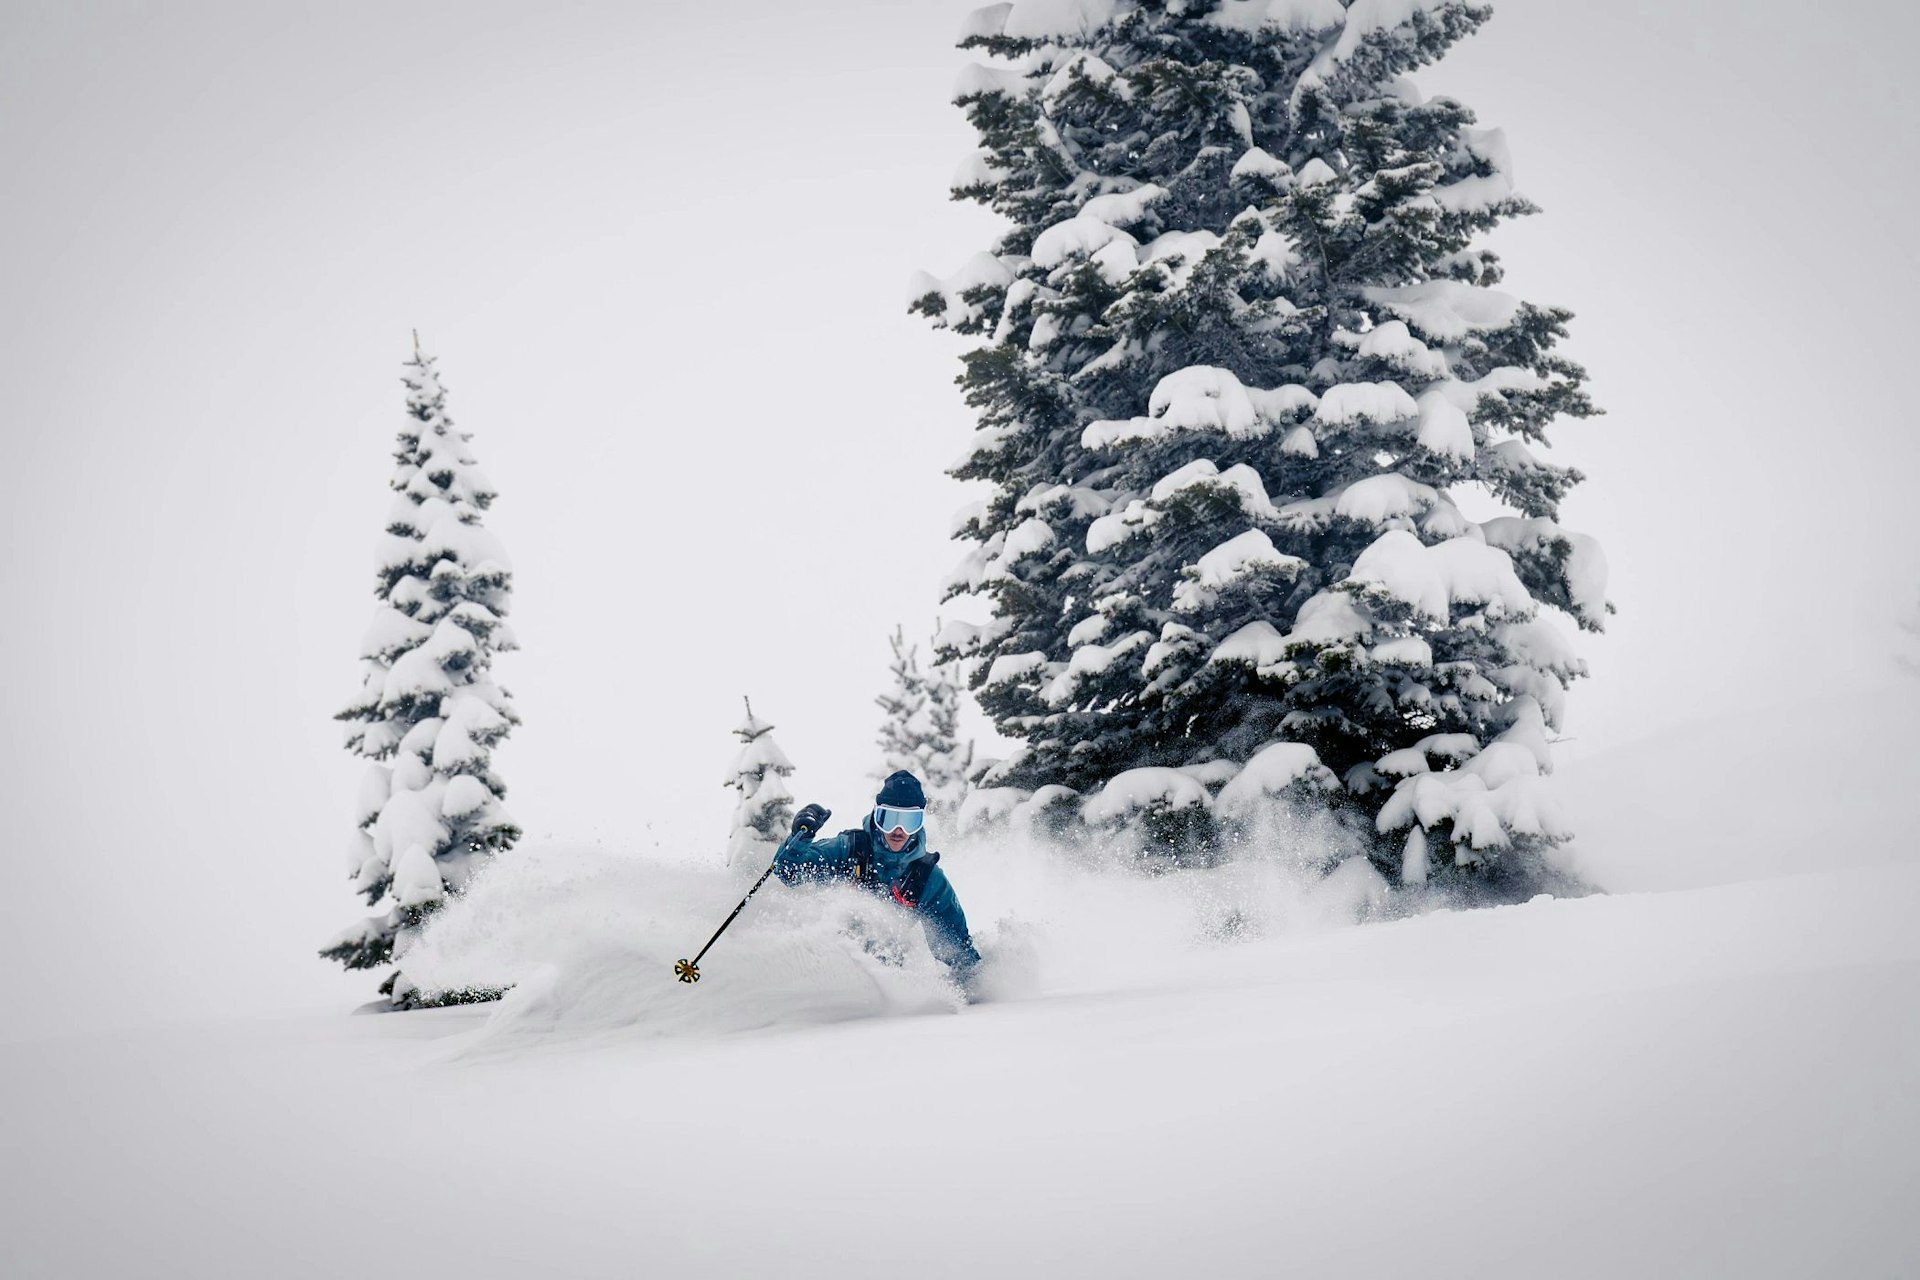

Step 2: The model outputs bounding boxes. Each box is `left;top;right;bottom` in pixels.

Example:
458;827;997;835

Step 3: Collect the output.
675;810;828;984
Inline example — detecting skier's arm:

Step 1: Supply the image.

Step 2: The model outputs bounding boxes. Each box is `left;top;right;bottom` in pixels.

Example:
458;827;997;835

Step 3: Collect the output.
899;862;981;970
772;830;855;885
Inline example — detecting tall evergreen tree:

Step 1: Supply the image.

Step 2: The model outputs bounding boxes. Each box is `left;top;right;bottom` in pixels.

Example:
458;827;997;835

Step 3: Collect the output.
725;697;796;866
324;338;521;1004
915;0;1606;886
876;624;976;816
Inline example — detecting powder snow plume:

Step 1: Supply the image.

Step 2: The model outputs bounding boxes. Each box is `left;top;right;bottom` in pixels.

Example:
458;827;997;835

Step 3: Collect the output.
399;812;1390;1057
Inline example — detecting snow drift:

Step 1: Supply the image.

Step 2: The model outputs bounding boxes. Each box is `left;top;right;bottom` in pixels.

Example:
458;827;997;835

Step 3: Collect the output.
398;809;1398;1054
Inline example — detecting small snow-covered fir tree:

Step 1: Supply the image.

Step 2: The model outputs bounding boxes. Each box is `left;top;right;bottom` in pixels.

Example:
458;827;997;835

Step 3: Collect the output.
875;624;976;816
875;626;933;781
924;629;978;815
324;338;521;1005
725;697;796;866
915;0;1607;890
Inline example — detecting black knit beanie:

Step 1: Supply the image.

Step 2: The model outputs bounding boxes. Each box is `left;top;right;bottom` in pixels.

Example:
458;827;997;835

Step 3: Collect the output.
875;770;927;808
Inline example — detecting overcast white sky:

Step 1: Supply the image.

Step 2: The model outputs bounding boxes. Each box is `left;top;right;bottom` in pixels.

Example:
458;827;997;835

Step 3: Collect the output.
2;0;1916;1039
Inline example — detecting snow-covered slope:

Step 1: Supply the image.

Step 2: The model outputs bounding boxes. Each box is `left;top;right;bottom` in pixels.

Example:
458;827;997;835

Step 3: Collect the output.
1556;679;1920;893
5;859;1915;1278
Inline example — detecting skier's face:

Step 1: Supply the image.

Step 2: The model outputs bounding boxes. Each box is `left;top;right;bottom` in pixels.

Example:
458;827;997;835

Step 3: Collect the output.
883;824;913;852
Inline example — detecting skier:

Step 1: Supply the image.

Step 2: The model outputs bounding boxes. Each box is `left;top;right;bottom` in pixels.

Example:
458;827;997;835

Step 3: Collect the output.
775;769;982;982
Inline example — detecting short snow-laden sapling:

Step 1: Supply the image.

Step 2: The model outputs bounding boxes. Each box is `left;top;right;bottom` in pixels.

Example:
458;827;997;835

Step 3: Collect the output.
723;696;796;868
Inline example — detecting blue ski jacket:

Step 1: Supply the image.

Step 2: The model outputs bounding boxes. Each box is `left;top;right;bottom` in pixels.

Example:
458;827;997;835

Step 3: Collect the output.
772;820;981;972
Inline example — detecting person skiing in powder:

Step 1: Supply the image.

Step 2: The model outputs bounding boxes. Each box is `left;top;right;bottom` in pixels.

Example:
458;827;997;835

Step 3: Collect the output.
775;769;982;982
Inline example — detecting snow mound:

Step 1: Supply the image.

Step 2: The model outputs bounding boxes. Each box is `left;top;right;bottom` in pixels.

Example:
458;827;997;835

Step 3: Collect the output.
399;845;962;1057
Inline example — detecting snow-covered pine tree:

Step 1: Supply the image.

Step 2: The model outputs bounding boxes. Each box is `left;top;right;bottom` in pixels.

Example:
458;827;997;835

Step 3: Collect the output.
874;624;977;816
915;0;1606;889
725;697;796;866
875;626;933;781
324;338;521;1004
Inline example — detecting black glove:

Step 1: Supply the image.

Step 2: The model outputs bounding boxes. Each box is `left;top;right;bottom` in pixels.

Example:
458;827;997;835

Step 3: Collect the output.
891;851;940;908
791;804;830;840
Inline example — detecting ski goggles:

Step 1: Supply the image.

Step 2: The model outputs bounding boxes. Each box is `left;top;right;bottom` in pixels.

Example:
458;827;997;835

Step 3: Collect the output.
873;805;926;835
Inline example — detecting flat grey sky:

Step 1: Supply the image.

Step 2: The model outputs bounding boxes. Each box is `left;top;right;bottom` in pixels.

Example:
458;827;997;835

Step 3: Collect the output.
3;0;1916;1038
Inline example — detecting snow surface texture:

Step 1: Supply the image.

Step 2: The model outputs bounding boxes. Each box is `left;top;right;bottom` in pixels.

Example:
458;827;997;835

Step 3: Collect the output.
6;855;1916;1277
1553;688;1920;892
8;687;1920;1275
